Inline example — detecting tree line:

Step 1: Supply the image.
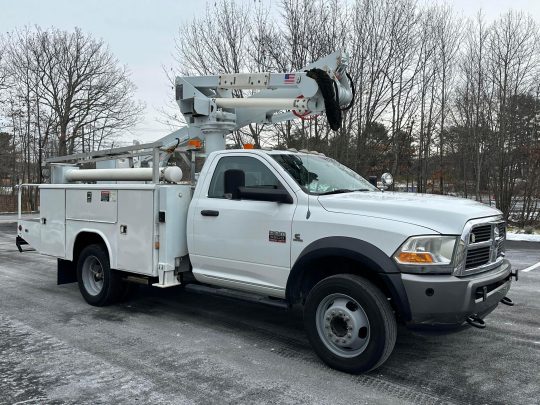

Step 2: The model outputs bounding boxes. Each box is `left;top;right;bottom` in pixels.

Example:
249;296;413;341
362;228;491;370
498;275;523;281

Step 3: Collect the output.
1;0;540;226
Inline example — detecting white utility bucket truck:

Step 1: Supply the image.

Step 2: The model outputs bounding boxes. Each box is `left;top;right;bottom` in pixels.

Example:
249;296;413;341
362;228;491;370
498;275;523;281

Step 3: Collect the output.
17;51;517;373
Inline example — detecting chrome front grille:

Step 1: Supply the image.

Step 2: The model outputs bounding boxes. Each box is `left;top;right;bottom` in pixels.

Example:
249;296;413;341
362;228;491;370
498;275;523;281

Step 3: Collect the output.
497;222;506;240
455;218;506;276
465;246;491;269
470;224;491;243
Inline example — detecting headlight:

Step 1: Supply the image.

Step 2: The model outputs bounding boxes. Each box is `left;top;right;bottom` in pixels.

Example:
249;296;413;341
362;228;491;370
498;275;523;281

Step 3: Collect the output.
393;235;457;274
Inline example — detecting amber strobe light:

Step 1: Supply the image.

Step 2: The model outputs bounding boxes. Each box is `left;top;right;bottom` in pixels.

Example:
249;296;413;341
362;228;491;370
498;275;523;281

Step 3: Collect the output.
188;139;202;149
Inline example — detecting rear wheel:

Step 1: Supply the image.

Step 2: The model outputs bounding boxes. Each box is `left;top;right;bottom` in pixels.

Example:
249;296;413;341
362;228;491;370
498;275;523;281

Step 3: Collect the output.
304;274;397;373
77;244;122;306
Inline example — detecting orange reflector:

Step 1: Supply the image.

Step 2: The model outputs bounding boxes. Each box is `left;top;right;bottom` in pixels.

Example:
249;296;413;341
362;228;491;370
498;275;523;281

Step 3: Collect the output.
398;252;434;264
243;143;254;149
154;241;160;249
188;139;202;149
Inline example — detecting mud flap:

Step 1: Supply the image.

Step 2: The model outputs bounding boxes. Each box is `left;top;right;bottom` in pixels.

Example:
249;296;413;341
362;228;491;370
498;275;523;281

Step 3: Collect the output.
57;259;77;285
15;236;34;252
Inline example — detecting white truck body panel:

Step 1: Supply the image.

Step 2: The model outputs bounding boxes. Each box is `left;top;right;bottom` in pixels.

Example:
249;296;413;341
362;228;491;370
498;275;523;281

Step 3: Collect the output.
40;188;66;258
317;191;502;235
66;188;118;223
158;185;191;270
18;183;192;278
116;189;155;274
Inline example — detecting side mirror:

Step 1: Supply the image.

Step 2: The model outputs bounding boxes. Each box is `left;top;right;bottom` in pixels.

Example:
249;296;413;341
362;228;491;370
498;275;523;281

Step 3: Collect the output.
238;187;293;204
381;172;393;188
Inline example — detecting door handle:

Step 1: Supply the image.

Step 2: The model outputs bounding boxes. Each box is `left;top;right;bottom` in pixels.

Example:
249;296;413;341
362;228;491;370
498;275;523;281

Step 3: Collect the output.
201;210;219;217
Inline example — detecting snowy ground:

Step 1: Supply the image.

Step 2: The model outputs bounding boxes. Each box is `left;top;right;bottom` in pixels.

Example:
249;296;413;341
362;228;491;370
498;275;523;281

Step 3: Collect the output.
507;232;540;242
1;221;540;404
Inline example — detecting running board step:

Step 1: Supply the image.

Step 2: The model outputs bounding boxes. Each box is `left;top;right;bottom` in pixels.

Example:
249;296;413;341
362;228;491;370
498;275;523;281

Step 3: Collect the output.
184;284;289;309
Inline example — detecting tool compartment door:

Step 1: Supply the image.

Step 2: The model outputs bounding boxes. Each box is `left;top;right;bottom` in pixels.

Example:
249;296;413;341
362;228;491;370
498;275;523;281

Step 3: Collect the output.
116;189;155;275
40;188;66;257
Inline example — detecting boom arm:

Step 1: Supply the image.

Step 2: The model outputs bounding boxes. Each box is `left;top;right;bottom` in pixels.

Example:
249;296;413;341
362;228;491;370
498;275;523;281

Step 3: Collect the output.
171;50;353;154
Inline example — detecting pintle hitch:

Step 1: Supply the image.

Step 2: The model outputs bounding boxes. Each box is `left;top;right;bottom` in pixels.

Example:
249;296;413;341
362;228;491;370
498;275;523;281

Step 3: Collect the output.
466;314;486;329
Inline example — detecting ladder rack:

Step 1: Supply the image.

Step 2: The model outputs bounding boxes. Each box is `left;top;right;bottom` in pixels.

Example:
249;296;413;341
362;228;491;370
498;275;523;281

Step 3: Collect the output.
45;138;203;184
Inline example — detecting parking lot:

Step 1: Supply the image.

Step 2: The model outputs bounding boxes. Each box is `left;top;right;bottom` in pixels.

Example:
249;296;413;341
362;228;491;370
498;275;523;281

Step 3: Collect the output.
1;218;539;405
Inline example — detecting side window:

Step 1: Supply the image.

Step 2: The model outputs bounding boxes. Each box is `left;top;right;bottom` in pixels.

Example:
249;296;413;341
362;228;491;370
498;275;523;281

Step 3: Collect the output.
208;156;282;198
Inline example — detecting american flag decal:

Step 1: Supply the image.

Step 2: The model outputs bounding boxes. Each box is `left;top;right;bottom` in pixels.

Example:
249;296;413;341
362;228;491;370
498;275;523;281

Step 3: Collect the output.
284;73;296;84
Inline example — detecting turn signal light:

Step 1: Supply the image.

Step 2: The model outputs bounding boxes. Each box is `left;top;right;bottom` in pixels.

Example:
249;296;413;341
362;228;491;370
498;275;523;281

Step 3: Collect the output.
243;143;254;149
188;139;202;149
397;252;434;264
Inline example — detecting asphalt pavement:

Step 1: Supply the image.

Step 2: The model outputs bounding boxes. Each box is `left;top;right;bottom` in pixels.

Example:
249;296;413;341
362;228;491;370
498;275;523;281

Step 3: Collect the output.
1;221;539;405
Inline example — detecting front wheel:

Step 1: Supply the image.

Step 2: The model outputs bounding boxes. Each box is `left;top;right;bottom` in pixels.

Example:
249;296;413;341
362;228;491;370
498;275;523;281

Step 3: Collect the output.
304;274;397;373
77;244;122;306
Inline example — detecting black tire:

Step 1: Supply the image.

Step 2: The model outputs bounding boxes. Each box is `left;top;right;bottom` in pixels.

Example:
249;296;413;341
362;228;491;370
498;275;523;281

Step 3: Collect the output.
76;244;122;306
304;274;397;373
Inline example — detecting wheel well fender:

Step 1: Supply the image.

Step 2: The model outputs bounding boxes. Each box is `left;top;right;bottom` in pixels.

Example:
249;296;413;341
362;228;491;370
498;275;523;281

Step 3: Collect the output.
71;230;112;266
286;237;411;321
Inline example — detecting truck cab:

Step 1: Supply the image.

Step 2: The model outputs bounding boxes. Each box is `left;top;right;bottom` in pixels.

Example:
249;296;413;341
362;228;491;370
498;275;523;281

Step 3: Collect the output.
190;149;513;315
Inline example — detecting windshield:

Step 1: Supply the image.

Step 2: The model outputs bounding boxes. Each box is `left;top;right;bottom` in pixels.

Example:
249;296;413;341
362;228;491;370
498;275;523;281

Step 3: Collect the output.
271;153;379;195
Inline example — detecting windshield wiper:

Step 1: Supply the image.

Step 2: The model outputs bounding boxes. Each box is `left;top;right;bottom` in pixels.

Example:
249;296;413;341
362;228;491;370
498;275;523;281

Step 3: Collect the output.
317;188;370;195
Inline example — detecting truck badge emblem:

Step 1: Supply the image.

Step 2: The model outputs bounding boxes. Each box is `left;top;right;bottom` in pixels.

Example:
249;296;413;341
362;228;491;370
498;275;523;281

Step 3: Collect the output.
293;233;303;242
269;231;286;243
470;233;476;243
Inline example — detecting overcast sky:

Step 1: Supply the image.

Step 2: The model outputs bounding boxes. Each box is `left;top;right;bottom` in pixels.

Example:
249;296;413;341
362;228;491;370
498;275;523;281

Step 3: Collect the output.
1;0;539;144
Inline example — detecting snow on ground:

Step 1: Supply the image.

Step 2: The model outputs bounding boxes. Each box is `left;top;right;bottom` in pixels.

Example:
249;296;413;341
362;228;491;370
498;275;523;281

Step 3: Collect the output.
507;232;540;242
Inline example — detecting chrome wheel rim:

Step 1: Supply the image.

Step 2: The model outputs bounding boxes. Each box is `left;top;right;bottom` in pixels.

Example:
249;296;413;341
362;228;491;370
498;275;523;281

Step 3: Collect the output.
315;293;370;358
82;255;104;296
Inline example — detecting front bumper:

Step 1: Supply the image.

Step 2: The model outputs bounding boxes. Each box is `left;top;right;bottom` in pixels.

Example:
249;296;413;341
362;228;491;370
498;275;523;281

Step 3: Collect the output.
401;259;513;326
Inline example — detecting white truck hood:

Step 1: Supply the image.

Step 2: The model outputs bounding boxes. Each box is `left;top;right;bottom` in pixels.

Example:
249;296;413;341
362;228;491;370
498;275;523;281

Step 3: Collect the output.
317;191;502;235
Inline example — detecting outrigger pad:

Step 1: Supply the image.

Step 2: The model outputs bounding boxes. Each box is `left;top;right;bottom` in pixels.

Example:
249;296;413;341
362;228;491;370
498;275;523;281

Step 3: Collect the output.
57;259;77;285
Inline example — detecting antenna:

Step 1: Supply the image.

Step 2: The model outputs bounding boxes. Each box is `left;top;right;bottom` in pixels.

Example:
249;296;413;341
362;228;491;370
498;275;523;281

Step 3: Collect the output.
306;154;311;219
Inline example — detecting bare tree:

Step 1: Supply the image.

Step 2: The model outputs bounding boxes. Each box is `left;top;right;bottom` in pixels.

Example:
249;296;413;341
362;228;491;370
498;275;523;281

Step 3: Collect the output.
1;25;143;201
487;11;539;216
433;5;461;193
33;27;143;155
0;37;8;92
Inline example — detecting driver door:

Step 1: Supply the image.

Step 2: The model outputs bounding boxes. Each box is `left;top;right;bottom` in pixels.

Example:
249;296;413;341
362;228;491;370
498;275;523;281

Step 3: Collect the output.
190;153;296;297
